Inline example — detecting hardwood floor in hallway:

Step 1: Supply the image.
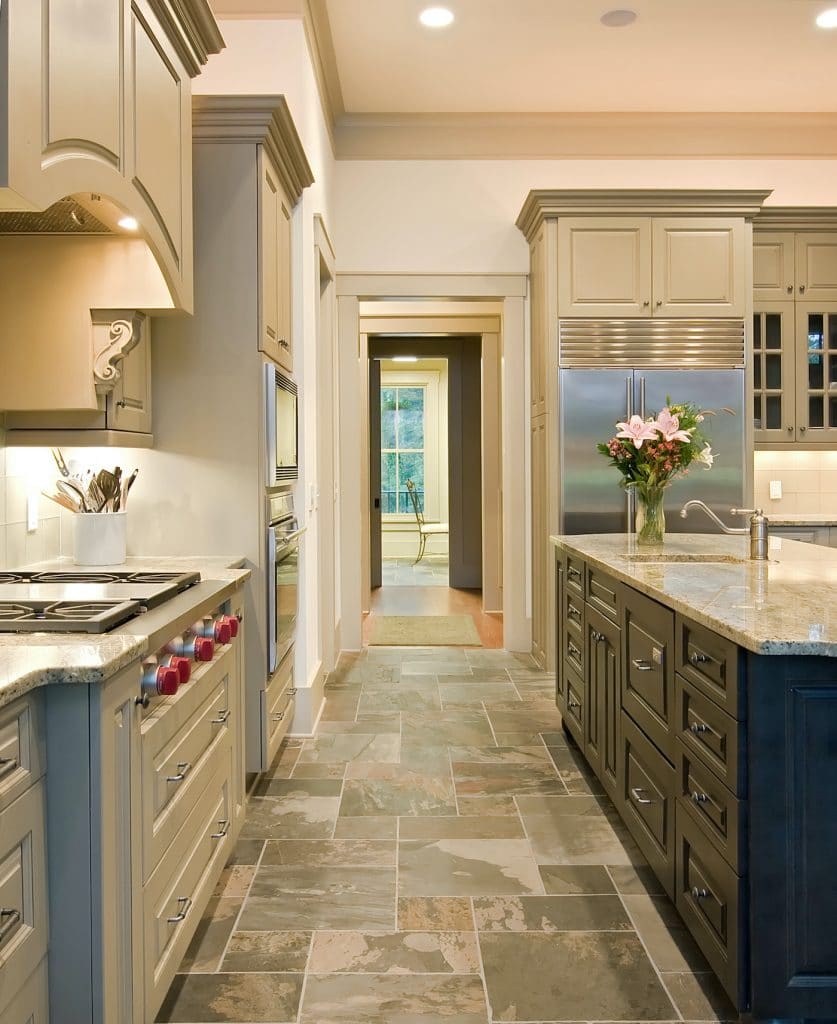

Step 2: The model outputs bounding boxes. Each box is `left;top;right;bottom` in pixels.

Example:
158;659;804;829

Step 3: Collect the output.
156;647;737;1024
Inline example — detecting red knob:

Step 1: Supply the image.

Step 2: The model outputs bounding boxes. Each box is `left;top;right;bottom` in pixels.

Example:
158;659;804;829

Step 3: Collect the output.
194;637;214;662
221;615;239;638
156;666;179;696
214;620;232;645
168;656;191;684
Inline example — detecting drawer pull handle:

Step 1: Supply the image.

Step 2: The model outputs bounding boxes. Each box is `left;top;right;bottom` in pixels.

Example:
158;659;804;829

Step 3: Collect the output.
591;630;605;643
630;787;653;805
568;603;582;620
272;711;285;722
567;697;581;710
167;896;193;924
211;709;231;724
567;640;582;660
211;819;230;840
166;762;192;784
689;651;710;666
0;908;22;946
568;566;582;582
689;722;711;735
0;757;18;781
691;790;710;804
288;688;298;696
631;658;653;672
691;886;710;901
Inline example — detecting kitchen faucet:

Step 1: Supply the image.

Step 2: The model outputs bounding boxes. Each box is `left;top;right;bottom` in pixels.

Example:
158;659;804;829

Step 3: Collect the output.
679;500;770;560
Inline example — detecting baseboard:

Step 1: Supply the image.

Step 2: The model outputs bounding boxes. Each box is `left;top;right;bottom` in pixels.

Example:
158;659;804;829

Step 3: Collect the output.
288;658;327;738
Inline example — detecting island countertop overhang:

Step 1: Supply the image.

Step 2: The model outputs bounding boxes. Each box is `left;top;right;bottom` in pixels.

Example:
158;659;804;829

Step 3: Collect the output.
551;532;837;657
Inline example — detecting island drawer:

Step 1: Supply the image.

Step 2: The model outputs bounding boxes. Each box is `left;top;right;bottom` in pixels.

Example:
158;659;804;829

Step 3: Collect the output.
0;780;48;1015
586;563;619;622
0;694;45;814
619;712;676;899
565;553;585;595
263;653;295;768
562;619;585;678
677;741;745;873
142;673;233;880
676;616;742;720
144;759;233;1017
563;587;585;640
623;587;676;762
675;675;744;796
562;662;584;747
675;810;743;1008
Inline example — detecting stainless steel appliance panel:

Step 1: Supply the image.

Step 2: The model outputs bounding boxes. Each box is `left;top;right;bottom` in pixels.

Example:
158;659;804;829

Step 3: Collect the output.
640;370;745;534
560;369;633;534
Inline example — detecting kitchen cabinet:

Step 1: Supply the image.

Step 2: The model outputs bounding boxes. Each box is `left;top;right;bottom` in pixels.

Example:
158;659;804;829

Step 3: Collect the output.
557;216;748;318
260;154;294;372
772;525;837;547
0;0;223;314
754;230;837;304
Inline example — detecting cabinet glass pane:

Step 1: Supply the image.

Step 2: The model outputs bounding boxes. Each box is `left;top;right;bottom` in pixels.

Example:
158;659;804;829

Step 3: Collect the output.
809;353;824;390
766;354;782;389
753;315;761;350
753;395;762;429
810;396;824;429
830;354;837;387
830;313;837;351
766;396;782;430
754;358;762;389
831;397;837;428
766;313;782;349
808;314;824;350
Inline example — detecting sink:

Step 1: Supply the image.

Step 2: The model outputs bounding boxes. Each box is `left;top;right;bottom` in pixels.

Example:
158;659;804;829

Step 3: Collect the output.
623;552;748;564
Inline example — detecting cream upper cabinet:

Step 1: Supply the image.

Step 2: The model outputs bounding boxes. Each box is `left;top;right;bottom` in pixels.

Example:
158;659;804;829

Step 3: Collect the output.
752;305;796;444
557;215;746;318
754;230;837;304
558;218;651;317
530;227;549;416
259;153;294;373
795;233;837;302
753;232;796;302
0;0;223;313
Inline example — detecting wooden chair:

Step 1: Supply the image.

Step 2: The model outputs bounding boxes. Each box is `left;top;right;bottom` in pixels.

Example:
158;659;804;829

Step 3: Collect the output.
405;479;449;565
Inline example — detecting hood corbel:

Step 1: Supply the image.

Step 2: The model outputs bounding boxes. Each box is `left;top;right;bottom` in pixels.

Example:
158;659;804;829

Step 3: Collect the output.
93;310;146;395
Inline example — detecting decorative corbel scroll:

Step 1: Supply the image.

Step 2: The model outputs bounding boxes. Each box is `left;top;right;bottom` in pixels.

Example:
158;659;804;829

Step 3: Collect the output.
92;310;145;395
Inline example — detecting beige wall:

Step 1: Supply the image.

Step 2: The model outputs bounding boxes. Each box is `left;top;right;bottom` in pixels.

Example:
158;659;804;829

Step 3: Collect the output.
754;450;837;515
0;431;63;568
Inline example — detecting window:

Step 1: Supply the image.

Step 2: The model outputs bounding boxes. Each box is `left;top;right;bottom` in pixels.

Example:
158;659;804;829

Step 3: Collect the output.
381;385;425;514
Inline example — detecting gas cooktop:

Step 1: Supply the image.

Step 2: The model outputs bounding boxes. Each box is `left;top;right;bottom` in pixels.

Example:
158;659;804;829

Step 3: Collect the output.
0;571;201;633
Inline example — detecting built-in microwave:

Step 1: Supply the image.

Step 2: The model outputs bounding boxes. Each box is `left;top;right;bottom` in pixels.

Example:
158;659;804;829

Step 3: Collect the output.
265;363;298;485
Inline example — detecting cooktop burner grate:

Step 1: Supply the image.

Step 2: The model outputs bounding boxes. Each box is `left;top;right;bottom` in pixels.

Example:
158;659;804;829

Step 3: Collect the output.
29;571;199;587
0;599;141;632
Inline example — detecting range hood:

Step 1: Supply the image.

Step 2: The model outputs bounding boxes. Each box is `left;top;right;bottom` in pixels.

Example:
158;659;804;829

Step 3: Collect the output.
0;194;131;235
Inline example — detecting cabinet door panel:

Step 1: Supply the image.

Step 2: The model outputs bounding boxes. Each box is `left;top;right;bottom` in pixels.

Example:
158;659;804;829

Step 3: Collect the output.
653;218;745;317
558;217;651;317
795;304;837;444
259;151;294;371
277;188;293;372
753;232;795;303
108;317;152;433
796;233;837;302
586;604;620;799
530;229;547;416
752;305;796;444
622;588;676;762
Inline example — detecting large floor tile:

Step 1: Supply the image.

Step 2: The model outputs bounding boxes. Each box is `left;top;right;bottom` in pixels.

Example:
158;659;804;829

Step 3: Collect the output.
238;865;396;931
485;700;565;734
176;897;242;974
358;688;442;713
239;795;340;840
479;931;677;1022
398;839;544;896
251;777;343;798
455;794;519;816
333;815;398;840
661;970;739;1021
318;713;402;734
398;815;525;840
453;762;567;797
398;896;474;931
308;930;480;974
472;894;632;932
622;895;709;972
515;795;641;865
300;974;488;1023
156;972;303;1023
221;931;311;973
340;765;457;817
401;710;495;747
439;681;521;705
296;733;401;764
261;839;397;867
538;864;617;894
447;744;549;764
606;863;666;895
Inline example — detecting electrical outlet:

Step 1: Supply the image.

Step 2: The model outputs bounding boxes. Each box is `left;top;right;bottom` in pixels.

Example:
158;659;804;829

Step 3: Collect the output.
769;480;783;500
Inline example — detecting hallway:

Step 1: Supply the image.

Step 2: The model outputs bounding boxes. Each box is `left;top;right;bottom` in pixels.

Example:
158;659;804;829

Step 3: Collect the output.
156;647;736;1024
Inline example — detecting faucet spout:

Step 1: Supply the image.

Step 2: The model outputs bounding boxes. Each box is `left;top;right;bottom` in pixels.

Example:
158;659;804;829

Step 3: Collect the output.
679;499;747;535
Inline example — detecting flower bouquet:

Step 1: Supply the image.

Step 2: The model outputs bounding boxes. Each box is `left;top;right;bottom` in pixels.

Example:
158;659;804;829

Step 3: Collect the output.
597;400;715;545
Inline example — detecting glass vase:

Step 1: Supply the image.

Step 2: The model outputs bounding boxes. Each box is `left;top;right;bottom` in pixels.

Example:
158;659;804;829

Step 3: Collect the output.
635;486;667;546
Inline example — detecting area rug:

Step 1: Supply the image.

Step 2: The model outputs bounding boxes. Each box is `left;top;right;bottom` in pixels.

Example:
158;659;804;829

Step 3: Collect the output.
368;614;482;647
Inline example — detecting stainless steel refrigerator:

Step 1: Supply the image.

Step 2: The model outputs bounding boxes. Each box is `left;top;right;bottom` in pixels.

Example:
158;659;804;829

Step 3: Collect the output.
558;319;748;534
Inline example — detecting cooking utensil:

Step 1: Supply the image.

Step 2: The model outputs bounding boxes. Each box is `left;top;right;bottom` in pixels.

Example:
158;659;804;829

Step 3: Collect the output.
95;469;119;512
42;490;80;513
86;473;107;513
113;467;123;512
121;469;138;509
51;447;70;478
57;478;92;513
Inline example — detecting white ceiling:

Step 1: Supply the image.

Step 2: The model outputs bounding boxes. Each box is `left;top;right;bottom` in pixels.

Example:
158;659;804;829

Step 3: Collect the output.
212;0;837;114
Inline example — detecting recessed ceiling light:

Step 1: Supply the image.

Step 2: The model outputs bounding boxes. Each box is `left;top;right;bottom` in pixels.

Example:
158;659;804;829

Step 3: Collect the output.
816;7;837;27
117;215;139;231
392;355;419;362
419;7;454;29
600;9;637;27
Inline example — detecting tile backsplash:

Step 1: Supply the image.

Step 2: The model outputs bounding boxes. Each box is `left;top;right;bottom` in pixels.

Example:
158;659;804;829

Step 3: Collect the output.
754;450;837;514
0;426;63;568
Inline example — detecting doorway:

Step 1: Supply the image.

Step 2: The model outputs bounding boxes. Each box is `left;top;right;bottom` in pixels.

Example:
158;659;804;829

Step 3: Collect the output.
366;335;501;647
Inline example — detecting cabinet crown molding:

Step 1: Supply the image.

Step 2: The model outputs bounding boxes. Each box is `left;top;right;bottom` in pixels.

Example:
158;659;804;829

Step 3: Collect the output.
192;96;315;204
516;188;774;241
754;206;837;231
147;0;225;78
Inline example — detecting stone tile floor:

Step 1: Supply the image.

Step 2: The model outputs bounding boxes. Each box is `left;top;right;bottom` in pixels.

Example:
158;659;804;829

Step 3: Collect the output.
157;646;738;1024
381;555;449;587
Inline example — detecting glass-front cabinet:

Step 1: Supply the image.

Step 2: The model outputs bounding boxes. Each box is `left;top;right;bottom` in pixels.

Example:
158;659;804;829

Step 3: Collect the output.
752;306;795;443
797;306;837;444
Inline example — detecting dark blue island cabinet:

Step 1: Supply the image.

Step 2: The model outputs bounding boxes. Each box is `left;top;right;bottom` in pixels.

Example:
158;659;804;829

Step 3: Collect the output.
554;543;837;1022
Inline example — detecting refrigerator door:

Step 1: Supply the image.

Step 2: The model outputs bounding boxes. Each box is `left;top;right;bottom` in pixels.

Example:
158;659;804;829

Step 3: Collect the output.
639;370;745;534
560;369;634;534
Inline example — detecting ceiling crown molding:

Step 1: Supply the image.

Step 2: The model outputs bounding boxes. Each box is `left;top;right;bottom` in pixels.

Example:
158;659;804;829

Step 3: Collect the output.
754;207;837;231
147;0;226;77
516;188;774;241
193;95;315;202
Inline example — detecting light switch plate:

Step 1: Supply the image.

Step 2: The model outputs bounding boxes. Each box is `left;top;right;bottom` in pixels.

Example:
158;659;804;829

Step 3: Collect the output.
769;480;783;500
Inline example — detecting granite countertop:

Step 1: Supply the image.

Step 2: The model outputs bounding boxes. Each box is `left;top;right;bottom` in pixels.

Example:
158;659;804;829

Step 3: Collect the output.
551;533;837;657
768;513;837;527
0;556;250;711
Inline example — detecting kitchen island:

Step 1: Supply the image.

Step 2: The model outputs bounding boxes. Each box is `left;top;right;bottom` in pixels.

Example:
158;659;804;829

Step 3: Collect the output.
552;532;837;1022
0;556;250;1024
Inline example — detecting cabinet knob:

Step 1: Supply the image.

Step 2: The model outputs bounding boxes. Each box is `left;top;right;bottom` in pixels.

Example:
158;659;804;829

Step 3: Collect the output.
799;284;806;294
800;425;807;433
787;426;794;434
643;300;650;308
655;300;663;307
567;697;581;710
787;285;793;294
591;630;605;642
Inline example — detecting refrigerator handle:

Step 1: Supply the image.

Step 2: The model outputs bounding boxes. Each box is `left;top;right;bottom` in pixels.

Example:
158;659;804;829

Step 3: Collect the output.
625;376;635;534
625;376;633;419
639;375;646;419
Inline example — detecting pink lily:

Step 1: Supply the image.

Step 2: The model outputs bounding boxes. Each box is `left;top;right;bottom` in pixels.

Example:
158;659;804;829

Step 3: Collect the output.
655;407;693;443
615;415;660;449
